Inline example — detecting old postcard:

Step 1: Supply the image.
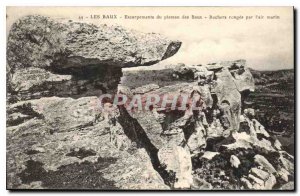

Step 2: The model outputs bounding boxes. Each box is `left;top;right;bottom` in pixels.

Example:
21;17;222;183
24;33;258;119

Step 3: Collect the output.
6;6;294;190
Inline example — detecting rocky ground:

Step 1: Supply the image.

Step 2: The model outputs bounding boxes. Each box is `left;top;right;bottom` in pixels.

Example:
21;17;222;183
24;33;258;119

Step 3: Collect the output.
7;15;294;190
247;69;294;155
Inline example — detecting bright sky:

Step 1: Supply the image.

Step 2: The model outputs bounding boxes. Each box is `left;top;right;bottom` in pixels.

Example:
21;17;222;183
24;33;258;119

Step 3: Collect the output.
7;7;294;70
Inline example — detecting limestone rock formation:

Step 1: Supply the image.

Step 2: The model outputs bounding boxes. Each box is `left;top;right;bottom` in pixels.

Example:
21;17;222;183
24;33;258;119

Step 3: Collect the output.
8;15;181;70
7;15;179;190
158;146;193;189
7;15;294;190
119;60;294;190
7;15;181;102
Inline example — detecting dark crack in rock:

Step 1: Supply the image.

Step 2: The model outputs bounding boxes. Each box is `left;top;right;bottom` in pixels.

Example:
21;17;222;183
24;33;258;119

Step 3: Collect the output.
6;14;294;191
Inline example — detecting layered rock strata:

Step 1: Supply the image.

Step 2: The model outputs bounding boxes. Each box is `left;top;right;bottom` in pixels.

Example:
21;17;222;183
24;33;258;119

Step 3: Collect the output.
7;15;294;190
120;61;293;189
7;15;180;190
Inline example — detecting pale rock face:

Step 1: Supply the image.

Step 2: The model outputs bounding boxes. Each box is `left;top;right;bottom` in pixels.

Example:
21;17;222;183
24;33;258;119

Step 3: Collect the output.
10;67;72;92
8;97;101;132
212;68;241;132
250;168;270;181
6;15;294;190
274;139;282;150
232;68;255;92
222;139;252;150
253;138;275;152
254;155;277;174
251;119;270;138
201;151;220;160
264;174;277;189
233;116;275;152
193;85;213;108
280;182;294;190
228;114;294;190
207;117;227;138
278;168;290;182
245;167;276;190
241;177;253;189
187;120;207;155
101;148;169;190
132;84;160;94
158;146;193;189
249;174;265;188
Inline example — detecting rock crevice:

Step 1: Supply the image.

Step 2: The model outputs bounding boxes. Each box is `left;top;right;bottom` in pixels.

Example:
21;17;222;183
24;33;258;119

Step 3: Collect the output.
6;15;294;190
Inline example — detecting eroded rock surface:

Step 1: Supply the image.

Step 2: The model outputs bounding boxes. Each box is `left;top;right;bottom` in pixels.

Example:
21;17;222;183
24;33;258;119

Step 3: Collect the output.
7;15;179;190
7;15;181;102
7;15;294;190
119;60;294;190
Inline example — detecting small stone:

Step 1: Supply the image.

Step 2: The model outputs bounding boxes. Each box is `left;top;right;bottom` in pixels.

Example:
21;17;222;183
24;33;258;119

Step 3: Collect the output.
33;147;46;153
230;155;241;168
201;151;220;160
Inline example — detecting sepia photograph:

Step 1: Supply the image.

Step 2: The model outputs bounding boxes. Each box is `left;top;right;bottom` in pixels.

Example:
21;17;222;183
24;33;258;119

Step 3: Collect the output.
6;6;295;190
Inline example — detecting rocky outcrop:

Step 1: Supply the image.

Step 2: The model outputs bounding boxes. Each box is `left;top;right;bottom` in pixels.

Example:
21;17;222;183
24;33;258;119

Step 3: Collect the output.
158;146;193;189
120;60;255;147
7;15;181;102
7;15;180;190
7;97;101;132
7;15;294;190
119;60;294;190
8;15;181;70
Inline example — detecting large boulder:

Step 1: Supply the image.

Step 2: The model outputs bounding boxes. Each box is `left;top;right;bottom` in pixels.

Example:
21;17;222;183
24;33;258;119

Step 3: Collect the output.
7;15;181;70
7;15;181;102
